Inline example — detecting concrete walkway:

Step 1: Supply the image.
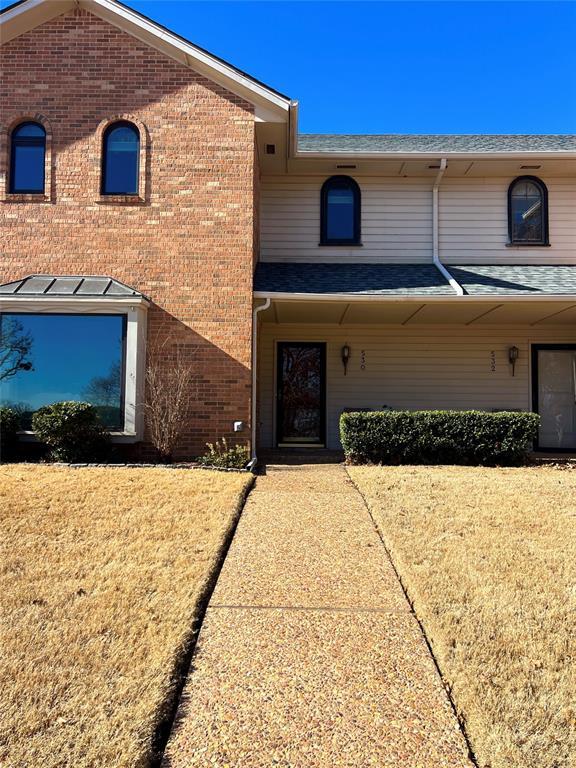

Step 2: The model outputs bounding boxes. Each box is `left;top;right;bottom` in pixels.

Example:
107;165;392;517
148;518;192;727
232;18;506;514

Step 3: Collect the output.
163;464;473;767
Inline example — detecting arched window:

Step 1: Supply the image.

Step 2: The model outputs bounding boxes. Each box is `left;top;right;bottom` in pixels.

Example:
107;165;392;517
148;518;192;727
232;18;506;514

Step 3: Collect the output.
508;176;549;245
101;121;140;195
320;176;361;245
9;122;46;194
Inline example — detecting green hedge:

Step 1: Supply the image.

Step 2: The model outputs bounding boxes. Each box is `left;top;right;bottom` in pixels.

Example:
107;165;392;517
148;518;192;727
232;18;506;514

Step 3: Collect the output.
340;410;540;466
32;401;109;463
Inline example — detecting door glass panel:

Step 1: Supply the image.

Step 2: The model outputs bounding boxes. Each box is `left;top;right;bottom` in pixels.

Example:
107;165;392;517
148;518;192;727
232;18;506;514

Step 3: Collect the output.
537;350;576;449
278;344;324;444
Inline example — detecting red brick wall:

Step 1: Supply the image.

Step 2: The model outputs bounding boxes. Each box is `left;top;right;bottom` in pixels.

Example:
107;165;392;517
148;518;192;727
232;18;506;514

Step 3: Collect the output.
0;8;257;459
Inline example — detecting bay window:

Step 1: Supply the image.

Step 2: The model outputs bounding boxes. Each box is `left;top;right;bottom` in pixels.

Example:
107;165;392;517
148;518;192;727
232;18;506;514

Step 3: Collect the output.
0;276;148;440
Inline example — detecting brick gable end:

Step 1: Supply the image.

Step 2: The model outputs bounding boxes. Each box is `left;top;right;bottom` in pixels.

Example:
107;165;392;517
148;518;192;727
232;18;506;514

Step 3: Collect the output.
0;8;258;458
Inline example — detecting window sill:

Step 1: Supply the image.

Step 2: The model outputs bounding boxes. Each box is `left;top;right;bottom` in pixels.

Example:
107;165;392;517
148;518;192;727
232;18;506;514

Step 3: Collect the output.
505;242;551;248
318;242;363;247
97;195;144;205
3;193;49;203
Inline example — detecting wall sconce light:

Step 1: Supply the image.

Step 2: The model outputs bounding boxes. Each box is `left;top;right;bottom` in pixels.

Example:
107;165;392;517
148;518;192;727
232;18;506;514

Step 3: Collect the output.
508;345;519;376
341;344;350;375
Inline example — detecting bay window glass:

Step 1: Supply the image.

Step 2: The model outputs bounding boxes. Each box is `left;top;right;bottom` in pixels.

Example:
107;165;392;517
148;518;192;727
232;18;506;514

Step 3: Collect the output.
0;314;125;430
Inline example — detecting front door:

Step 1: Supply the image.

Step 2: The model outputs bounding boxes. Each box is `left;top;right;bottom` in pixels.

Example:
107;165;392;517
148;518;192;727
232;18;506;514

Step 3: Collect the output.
277;342;326;447
532;345;576;450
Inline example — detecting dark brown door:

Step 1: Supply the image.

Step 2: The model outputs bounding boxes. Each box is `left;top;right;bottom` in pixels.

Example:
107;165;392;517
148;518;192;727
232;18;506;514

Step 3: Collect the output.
277;342;326;446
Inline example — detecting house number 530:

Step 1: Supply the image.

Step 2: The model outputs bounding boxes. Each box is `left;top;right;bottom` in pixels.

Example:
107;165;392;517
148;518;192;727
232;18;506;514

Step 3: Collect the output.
490;350;496;372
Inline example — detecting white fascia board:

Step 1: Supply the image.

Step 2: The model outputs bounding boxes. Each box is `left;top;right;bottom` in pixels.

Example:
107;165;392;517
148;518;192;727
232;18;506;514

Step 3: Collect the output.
293;151;576;160
0;0;73;42
0;296;149;312
0;0;290;120
253;291;576;303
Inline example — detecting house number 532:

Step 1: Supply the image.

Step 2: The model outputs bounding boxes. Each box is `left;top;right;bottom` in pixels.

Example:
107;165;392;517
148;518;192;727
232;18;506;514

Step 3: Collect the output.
490;350;496;372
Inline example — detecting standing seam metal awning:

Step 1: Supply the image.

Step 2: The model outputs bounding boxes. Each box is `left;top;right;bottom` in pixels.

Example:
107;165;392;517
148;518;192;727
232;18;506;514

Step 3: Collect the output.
0;275;149;300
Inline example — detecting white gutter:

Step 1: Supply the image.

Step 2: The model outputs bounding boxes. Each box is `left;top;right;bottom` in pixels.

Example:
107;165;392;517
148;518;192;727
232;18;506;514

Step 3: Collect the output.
253;291;576;303
432;159;464;296
250;297;271;461
292;150;576;160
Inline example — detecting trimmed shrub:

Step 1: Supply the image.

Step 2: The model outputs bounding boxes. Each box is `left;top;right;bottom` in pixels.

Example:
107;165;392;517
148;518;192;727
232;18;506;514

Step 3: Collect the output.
0;407;20;462
197;438;249;469
32;401;109;463
340;410;540;466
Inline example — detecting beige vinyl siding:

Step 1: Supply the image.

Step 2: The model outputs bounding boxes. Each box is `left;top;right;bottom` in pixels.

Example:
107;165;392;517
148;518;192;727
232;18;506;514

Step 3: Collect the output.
260;176;433;263
260;175;576;265
440;177;576;264
258;323;576;449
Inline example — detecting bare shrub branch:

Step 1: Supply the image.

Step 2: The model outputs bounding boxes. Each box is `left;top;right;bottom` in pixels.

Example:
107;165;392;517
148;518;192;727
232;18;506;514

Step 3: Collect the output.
144;336;196;462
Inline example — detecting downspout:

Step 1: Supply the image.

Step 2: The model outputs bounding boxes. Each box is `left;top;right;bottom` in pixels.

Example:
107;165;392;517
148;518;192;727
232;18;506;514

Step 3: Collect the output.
250;297;271;462
433;158;464;296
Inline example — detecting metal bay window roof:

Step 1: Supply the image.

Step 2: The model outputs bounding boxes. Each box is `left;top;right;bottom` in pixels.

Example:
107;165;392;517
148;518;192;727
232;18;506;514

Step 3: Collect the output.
0;275;148;300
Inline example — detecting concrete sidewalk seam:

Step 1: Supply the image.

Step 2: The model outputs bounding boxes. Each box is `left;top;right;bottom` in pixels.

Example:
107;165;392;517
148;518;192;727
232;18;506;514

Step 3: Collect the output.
209;603;411;615
163;464;475;768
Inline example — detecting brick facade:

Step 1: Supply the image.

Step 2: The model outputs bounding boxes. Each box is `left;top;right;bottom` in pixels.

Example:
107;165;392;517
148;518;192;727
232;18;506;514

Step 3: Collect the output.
0;8;257;459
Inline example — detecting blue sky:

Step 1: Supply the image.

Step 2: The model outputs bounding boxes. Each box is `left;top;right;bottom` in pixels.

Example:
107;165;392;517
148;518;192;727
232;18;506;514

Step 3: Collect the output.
3;0;575;133
0;315;123;412
119;1;576;134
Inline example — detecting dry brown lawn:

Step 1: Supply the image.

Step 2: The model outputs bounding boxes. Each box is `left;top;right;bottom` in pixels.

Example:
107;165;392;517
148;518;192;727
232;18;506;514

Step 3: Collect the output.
0;464;252;768
348;464;576;768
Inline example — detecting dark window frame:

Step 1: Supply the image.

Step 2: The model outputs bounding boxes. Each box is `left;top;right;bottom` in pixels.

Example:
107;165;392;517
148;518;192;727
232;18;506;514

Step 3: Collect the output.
101;121;140;196
9;121;46;194
508;175;549;246
0;311;128;432
320;175;361;246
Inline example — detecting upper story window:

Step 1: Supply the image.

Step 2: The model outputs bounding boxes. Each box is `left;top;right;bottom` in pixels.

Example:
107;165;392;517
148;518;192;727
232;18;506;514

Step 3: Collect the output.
9;122;46;194
101;121;140;195
508;176;549;245
320;175;361;245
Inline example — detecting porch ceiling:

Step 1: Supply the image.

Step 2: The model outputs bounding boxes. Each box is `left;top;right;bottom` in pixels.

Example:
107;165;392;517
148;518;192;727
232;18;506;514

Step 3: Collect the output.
259;299;576;326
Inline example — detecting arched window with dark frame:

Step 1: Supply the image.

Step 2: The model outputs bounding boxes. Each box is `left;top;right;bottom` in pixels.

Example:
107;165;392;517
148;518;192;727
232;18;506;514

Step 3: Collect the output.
320;175;361;245
508;176;549;245
101;121;140;195
9;122;46;194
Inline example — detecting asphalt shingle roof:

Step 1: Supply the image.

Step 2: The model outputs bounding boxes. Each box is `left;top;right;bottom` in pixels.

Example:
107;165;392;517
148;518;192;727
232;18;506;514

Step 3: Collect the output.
0;275;146;298
452;265;576;296
298;134;576;154
255;263;576;297
254;263;452;296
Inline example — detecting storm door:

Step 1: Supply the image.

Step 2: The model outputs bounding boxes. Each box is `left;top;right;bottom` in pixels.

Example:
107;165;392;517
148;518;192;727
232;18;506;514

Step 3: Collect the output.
532;345;576;450
277;342;326;447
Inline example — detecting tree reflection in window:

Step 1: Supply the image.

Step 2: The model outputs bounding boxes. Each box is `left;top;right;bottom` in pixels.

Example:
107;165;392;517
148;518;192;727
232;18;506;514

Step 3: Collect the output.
509;176;548;244
0;314;125;429
278;344;323;443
